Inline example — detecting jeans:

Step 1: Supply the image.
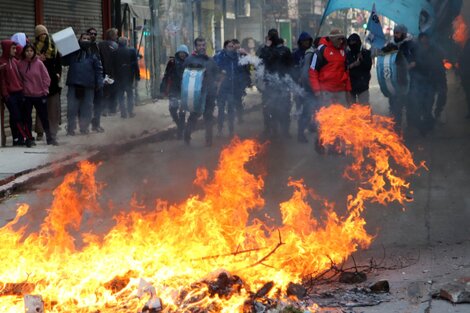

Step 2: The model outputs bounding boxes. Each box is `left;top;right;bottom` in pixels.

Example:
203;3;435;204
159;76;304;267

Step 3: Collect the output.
185;93;216;144
24;96;51;140
217;93;236;134
67;86;94;133
297;94;315;138
262;88;291;137
409;75;435;132
117;83;134;117
5;91;29;144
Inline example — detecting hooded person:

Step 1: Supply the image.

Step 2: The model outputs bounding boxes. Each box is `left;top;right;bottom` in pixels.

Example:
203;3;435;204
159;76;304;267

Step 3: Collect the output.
0;40;31;146
381;24;417;132
34;24;62;142
346;33;372;104
293;32;314;68
161;44;190;139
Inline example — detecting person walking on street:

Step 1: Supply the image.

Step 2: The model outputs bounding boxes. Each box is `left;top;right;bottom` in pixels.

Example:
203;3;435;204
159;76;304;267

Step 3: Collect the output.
18;43;56;145
34;24;62;144
161;44;189;139
63;33;103;135
293;31;315;143
182;37;220;146
0;40;31;146
309;29;351;107
258;28;294;139
346;33;372;105
113;37;139;119
381;24;416;132
215;39;248;137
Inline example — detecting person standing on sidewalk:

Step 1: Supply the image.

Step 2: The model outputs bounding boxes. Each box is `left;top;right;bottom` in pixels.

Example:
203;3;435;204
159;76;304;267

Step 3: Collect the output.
98;28;118;115
113;37;139;119
0;40;31;146
182;37;220;146
161;44;189;139
34;25;62;144
63;33;103;135
18;43;57;145
87;27;104;133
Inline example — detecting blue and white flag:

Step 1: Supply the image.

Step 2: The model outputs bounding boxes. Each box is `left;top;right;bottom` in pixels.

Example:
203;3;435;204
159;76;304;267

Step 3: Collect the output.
319;0;435;35
366;3;386;49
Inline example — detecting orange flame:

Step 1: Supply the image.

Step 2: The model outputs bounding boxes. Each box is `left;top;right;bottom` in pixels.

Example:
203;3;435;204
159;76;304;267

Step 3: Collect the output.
453;15;468;47
443;59;453;70
0;106;423;312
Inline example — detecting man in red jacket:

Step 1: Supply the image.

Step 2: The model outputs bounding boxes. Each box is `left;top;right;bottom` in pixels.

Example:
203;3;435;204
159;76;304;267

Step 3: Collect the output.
309;29;351;107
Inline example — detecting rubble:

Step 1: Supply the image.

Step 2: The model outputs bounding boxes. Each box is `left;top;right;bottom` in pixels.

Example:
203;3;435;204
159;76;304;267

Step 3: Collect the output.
338;272;367;284
369;280;390;293
438;282;470;304
24;295;44;313
286;282;307;299
0;282;35;296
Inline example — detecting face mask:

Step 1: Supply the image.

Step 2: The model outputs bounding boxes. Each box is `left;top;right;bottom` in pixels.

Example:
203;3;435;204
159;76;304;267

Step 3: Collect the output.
394;35;404;43
349;43;361;53
79;41;91;50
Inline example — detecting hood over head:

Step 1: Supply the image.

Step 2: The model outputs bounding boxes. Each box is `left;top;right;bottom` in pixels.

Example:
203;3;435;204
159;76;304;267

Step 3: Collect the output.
176;44;189;56
11;33;27;47
1;40;16;59
297;31;313;46
35;24;49;38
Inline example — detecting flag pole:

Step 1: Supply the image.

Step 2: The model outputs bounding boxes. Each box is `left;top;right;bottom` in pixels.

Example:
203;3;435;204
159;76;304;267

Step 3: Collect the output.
316;0;332;39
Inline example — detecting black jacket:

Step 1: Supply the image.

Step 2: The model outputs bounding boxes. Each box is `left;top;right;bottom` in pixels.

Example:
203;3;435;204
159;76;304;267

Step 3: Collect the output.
258;43;293;78
162;55;186;97
112;46;139;86
346;48;372;94
43;53;62;96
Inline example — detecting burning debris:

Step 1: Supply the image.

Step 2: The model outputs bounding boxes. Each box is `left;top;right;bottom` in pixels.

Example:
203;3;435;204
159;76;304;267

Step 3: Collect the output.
0;105;423;312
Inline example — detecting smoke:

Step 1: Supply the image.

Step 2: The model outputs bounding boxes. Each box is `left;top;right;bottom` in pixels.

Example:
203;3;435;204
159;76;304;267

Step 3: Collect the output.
239;55;306;98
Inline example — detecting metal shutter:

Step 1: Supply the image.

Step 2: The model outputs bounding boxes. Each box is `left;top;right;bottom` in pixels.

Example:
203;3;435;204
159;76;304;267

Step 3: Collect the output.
43;0;103;38
0;0;36;41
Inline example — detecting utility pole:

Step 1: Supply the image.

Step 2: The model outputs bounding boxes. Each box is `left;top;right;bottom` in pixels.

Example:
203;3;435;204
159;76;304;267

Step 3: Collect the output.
149;0;161;99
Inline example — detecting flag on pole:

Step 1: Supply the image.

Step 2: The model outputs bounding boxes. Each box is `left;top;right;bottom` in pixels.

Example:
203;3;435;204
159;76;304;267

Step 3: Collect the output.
366;3;386;49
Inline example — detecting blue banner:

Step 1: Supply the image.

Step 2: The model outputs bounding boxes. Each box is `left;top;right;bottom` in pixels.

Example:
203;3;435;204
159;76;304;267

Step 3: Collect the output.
321;0;435;35
366;3;386;48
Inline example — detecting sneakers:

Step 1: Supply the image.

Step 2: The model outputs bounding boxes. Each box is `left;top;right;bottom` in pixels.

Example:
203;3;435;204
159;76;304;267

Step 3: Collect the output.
67;130;75;136
80;129;90;135
25;138;34;148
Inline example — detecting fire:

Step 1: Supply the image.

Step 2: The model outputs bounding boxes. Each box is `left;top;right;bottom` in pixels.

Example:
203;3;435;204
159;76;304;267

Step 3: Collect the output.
443;59;453;70
453;15;468;47
0;105;422;312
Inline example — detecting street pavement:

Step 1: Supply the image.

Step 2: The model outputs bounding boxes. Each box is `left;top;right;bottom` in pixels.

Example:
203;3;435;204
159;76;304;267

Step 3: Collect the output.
0;70;469;312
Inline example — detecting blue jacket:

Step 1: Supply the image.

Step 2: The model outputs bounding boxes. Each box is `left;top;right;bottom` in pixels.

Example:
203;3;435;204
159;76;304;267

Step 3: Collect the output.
215;49;248;95
64;48;103;89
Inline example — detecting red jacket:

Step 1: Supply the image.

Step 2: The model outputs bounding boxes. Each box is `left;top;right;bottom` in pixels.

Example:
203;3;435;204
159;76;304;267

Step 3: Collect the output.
0;40;23;99
309;38;351;93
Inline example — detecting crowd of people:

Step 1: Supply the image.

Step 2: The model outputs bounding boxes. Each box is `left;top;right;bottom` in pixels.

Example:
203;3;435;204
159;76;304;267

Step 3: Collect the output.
0;25;140;147
2;23;469;149
161;24;470;148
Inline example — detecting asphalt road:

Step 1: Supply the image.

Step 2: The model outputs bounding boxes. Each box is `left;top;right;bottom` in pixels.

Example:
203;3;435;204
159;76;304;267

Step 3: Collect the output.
0;70;469;312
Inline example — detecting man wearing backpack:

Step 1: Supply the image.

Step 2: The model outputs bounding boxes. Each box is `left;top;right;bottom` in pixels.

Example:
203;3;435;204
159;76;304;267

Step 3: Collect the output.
309;29;351;107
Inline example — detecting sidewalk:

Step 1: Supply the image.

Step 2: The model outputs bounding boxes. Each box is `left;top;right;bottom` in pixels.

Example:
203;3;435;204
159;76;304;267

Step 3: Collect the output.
0;98;174;197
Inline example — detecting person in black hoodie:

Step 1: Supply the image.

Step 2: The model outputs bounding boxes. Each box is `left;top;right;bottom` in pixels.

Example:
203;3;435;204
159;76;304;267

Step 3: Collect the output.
346;33;372;104
161;44;189;139
113;37;140;118
87;27;105;132
258;28;294;138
